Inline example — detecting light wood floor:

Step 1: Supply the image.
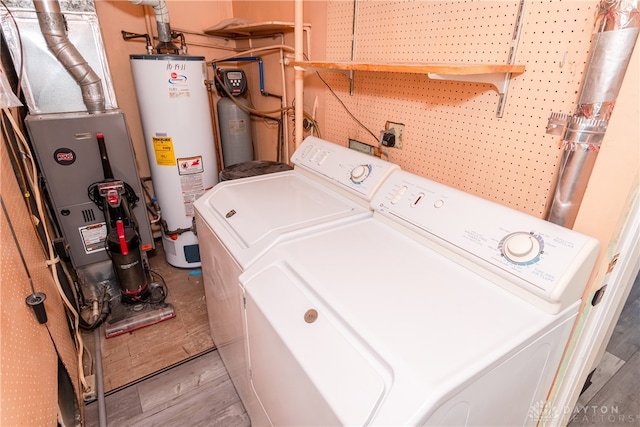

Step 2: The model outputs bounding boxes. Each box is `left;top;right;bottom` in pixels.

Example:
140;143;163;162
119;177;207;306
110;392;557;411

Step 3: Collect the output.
84;265;640;426
83;240;249;426
81;241;215;392
84;349;250;427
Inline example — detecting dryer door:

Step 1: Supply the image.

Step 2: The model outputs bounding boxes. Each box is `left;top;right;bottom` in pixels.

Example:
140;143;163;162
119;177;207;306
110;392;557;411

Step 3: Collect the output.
243;264;387;426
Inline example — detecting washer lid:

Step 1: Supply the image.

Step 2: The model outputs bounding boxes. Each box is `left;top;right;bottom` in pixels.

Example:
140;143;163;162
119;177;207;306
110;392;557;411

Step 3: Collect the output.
194;171;369;267
244;264;388;426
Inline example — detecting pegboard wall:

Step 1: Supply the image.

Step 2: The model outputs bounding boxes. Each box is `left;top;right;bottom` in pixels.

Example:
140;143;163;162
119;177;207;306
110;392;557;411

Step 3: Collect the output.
321;0;600;216
1;140;81;425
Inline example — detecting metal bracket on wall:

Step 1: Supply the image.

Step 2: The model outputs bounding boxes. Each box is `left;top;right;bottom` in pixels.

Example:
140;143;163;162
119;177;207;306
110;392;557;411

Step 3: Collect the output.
349;0;359;95
497;0;526;118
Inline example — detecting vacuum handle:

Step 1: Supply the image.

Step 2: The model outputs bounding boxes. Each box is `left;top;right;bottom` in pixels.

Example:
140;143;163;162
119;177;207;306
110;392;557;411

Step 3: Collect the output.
116;220;129;256
97;133;115;180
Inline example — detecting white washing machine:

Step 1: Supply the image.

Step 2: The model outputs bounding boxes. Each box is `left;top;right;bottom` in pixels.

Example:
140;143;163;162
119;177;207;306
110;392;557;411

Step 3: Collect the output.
193;136;399;421
239;170;600;426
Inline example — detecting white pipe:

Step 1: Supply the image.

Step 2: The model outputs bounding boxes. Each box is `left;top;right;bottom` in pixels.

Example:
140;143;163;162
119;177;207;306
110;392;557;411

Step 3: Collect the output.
280;47;290;162
294;0;304;149
143;5;156;44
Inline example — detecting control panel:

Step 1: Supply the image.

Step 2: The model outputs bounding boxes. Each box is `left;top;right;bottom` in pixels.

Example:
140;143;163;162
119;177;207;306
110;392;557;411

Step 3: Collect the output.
291;136;399;201
372;171;600;312
215;68;248;97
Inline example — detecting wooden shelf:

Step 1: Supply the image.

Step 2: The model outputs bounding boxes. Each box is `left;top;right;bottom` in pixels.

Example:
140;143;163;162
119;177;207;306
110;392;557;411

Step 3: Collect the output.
204;21;310;39
290;60;525;103
290;61;525;75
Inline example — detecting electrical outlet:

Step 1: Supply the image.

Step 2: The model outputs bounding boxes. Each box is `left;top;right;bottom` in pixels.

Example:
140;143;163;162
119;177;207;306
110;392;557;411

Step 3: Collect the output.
385;121;405;149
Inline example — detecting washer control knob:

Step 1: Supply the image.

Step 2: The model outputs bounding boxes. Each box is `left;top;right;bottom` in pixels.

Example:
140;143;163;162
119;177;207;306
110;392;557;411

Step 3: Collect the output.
506;234;534;256
350;164;371;183
500;232;543;265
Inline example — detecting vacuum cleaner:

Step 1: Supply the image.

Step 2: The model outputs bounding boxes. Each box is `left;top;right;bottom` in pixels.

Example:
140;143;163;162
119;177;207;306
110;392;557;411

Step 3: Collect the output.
89;132;175;338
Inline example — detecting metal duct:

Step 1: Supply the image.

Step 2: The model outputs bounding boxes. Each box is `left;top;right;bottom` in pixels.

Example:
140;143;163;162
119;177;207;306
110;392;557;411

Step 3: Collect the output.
33;0;105;114
129;0;178;54
546;0;639;227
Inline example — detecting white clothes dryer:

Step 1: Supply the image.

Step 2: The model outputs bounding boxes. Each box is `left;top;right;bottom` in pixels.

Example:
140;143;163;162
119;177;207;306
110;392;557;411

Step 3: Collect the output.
193;136;399;421
239;170;600;426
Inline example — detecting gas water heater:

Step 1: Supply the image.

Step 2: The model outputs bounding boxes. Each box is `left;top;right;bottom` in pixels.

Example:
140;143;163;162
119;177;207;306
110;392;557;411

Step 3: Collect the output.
130;55;218;268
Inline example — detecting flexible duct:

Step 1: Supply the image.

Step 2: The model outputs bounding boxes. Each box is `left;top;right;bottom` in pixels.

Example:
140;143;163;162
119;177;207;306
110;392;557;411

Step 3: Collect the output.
33;0;105;113
546;0;639;227
129;0;179;54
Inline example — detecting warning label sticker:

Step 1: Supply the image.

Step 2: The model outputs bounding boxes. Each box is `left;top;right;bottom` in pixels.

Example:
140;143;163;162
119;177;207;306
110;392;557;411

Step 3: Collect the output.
178;157;205;217
79;223;107;254
153;136;176;166
178;156;204;175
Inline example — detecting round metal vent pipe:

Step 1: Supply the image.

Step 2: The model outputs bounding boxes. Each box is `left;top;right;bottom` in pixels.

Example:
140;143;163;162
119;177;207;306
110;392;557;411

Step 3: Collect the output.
33;0;105;114
546;0;639;227
129;0;179;54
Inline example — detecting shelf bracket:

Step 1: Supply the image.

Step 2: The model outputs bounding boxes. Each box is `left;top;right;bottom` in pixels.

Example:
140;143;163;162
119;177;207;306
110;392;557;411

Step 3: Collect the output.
293;65;357;94
427;72;514;116
495;73;512;118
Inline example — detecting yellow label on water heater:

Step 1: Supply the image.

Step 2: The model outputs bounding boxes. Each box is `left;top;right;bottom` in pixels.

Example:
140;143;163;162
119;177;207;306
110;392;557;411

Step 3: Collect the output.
152;136;176;166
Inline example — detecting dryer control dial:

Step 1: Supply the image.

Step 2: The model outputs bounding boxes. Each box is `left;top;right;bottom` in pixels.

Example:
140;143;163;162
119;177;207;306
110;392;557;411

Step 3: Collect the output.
500;232;544;265
350;164;371;183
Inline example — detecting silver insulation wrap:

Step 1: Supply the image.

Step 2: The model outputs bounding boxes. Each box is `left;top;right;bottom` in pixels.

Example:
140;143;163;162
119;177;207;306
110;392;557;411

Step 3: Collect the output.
33;0;105;113
546;0;639;227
